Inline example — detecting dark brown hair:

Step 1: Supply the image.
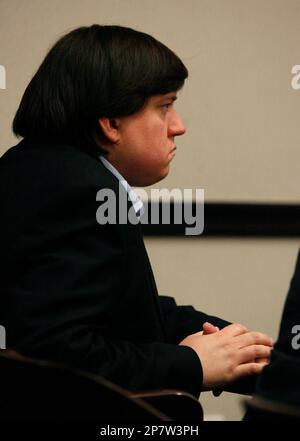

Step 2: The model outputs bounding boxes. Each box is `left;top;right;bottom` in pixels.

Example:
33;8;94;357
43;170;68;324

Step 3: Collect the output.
13;25;188;152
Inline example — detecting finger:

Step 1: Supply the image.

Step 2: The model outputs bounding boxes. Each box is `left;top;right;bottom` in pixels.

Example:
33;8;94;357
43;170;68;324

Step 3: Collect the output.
235;361;269;379
238;345;272;364
203;322;219;335
235;332;273;349
254;357;269;363
219;323;248;337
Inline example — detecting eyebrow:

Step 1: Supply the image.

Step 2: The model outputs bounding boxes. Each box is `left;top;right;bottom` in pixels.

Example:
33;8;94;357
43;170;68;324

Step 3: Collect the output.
153;94;178;105
160;94;177;102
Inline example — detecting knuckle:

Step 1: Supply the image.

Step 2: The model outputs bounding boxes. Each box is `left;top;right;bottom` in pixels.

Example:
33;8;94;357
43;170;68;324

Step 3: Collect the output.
253;346;263;358
250;332;261;344
225;364;236;382
233;323;248;333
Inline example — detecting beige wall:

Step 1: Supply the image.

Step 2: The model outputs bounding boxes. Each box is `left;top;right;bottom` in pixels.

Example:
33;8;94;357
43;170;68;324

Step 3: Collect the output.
1;0;300;420
1;0;300;201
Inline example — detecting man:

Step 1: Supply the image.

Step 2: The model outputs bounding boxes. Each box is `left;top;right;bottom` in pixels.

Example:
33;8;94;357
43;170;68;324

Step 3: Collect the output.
0;25;272;398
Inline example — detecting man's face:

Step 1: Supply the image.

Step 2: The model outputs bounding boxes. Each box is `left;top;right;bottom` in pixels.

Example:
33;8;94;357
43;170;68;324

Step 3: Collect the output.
105;92;186;186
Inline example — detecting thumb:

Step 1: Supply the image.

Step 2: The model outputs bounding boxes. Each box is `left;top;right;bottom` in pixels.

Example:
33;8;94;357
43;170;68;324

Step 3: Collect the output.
202;322;220;335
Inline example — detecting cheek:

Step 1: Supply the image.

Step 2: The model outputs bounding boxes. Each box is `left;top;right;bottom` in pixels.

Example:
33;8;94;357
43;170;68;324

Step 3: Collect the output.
147;124;168;153
138;127;166;155
122;118;168;166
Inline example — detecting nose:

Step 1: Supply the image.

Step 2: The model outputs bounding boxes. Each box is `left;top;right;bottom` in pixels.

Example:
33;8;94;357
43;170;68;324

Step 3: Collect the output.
168;109;186;137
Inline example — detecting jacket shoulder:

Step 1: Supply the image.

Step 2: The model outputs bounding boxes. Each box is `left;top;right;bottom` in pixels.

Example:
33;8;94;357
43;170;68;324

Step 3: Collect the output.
0;139;116;190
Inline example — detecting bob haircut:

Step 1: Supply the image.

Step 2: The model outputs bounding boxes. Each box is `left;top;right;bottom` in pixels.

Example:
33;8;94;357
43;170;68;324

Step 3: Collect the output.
13;25;188;153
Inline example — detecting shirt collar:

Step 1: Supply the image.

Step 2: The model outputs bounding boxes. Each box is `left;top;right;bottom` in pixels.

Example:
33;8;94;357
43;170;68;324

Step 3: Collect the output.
99;155;144;218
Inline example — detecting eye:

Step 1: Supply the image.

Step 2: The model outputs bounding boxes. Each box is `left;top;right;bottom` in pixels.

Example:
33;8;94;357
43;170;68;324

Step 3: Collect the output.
161;103;172;111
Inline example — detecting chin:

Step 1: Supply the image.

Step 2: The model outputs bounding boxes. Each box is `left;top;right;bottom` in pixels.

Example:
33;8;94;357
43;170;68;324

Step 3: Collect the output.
130;168;169;187
147;169;169;186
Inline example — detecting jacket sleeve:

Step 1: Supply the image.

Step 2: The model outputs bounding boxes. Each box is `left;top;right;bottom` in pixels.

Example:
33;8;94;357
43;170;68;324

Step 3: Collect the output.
159;295;231;344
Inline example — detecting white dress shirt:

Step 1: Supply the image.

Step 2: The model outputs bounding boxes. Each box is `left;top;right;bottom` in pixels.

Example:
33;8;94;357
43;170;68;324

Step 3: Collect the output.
100;155;144;218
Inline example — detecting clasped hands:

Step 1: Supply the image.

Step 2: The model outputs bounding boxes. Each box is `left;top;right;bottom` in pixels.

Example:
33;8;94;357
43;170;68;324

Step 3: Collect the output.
179;322;273;393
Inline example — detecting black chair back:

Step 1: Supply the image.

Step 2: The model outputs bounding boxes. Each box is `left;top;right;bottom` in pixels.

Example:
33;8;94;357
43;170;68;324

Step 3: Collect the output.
0;349;168;421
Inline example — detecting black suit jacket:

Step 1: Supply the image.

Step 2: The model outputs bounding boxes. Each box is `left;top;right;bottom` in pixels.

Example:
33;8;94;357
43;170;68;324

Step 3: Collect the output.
0;139;230;398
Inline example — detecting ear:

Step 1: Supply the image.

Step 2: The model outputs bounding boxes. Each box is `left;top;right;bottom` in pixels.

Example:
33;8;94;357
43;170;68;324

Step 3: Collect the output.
98;117;120;144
